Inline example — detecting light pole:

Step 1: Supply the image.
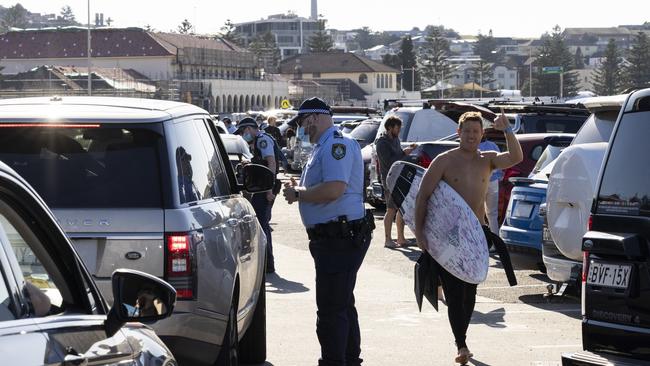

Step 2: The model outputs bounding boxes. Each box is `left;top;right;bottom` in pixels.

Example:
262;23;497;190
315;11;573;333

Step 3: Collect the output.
87;0;92;96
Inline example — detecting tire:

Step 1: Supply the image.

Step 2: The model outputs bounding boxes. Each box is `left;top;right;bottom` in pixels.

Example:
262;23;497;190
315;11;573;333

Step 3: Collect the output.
215;302;239;366
239;274;267;364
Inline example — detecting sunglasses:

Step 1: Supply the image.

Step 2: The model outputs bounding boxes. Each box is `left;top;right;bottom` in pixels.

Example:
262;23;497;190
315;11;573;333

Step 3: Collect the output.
297;113;318;127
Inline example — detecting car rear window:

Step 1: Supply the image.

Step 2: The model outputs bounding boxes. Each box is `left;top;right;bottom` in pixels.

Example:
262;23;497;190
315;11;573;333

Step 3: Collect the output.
597;111;650;217
0;124;164;208
349;122;379;143
521;116;585;133
572;111;619;145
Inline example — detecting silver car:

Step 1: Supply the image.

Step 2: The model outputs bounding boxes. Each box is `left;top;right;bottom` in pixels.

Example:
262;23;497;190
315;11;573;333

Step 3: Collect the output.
0;96;273;365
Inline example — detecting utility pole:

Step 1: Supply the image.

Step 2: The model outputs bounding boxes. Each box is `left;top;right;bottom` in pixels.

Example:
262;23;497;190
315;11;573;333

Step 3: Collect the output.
528;47;532;98
560;71;564;100
87;0;92;96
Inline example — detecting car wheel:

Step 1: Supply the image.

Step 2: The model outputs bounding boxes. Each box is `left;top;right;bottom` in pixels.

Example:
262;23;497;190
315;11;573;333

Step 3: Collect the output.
215;302;239;366
239;273;267;364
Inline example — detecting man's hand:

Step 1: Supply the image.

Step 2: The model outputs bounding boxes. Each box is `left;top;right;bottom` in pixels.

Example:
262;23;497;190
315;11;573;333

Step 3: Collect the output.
283;177;298;204
403;143;418;155
493;108;510;131
415;230;428;252
266;191;275;202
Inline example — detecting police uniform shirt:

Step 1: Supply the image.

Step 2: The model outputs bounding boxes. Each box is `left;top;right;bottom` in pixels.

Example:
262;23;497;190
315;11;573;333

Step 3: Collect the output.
255;132;275;159
299;126;365;226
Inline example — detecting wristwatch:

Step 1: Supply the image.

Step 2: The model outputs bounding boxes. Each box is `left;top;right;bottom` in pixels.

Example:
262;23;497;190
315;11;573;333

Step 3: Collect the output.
294;189;300;201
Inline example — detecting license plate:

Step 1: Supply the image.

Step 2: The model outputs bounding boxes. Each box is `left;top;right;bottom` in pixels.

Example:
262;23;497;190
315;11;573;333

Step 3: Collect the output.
543;227;552;242
587;261;632;289
513;202;534;218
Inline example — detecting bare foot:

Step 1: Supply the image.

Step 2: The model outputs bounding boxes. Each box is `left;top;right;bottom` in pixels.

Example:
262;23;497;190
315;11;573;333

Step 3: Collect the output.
454;347;473;364
396;239;408;247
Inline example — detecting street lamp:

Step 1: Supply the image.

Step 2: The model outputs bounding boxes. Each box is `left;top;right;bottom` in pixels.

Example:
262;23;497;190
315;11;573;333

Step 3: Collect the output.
87;0;92;96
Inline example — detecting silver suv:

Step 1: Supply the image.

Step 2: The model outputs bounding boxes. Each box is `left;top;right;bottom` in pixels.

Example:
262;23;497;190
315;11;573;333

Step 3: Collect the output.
0;96;273;365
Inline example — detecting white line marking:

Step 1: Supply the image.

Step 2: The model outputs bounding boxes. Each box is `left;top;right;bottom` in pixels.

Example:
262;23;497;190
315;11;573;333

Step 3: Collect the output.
530;344;582;349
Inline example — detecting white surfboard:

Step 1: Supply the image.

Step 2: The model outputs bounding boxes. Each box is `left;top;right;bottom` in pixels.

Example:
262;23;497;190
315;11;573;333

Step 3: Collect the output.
386;161;489;284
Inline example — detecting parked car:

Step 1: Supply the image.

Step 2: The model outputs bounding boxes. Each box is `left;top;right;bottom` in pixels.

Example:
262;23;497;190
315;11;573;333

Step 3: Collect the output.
499;136;574;270
487;103;589;134
0;96;275;365
561;89;650;365
543;94;627;285
0;160;177;365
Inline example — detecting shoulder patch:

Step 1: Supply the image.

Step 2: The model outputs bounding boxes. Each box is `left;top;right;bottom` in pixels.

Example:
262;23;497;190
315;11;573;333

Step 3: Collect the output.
259;139;268;149
331;143;346;160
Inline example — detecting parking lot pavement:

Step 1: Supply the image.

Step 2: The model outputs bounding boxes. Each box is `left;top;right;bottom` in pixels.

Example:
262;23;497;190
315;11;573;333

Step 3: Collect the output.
259;195;582;366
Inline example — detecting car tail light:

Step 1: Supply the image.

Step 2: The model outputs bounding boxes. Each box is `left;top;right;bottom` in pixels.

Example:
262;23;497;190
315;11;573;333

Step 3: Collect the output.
587;215;593;231
165;232;196;299
502;167;522;182
582;250;590;283
418;151;433;168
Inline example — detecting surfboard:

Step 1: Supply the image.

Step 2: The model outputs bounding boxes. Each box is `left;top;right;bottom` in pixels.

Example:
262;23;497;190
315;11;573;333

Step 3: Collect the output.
386;161;489;284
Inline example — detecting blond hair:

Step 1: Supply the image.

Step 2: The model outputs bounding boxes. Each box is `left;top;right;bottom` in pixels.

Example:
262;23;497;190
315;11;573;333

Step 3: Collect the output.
458;111;483;130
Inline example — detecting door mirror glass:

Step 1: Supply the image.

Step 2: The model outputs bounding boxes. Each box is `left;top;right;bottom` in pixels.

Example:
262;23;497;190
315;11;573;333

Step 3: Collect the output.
242;164;275;193
112;269;176;322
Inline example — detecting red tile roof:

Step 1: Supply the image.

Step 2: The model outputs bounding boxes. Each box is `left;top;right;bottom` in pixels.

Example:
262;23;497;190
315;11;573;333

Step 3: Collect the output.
279;52;399;74
0;27;246;60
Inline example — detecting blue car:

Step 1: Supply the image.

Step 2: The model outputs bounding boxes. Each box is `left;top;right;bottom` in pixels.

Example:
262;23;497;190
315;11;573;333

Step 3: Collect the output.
500;143;570;270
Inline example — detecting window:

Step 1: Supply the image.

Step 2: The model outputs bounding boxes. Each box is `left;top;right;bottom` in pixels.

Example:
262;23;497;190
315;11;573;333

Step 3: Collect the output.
172;120;216;204
194;120;230;196
389;74;393;89
277;35;293;43
498;73;505;78
0;268;14;320
376;75;380;88
358;73;368;84
597;111;650;217
0;125;164;208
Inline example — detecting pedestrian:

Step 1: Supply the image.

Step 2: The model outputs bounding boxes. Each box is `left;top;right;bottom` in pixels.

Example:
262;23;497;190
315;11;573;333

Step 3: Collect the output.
223;117;237;134
234;117;279;273
283;97;375;366
375;115;416;248
414;111;522;364
264;116;283;145
479;137;503;235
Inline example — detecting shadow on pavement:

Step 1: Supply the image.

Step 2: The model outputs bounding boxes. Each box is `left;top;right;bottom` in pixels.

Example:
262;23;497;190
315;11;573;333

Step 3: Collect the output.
266;272;309;294
468;358;491;366
517;293;581;319
471;307;507;328
386;242;422;263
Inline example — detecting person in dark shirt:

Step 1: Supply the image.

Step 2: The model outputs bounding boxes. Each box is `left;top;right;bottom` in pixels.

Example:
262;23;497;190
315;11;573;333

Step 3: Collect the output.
375;116;416;248
264;116;283;145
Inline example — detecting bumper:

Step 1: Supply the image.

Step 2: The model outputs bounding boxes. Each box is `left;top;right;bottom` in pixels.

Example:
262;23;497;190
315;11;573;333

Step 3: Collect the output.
500;226;543;269
365;182;385;203
543;254;581;283
562;350;650;366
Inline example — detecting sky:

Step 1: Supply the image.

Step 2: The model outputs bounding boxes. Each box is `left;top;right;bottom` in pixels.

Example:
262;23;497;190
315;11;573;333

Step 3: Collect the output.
2;0;647;38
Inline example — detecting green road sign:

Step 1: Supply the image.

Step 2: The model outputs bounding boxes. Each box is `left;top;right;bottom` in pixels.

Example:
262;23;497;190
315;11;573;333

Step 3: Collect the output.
542;66;564;74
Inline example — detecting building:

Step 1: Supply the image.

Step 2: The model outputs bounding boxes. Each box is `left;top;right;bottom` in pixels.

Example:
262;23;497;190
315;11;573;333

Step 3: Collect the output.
563;27;632;52
234;14;321;59
0;27;289;113
363;45;397;61
279;52;406;106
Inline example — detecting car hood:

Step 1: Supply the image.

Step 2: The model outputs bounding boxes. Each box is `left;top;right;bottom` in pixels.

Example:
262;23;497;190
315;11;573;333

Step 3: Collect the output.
546;142;608;260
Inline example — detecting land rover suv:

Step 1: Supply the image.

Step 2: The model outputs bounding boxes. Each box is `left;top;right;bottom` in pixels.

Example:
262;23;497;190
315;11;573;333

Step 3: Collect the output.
562;89;650;365
0;97;273;366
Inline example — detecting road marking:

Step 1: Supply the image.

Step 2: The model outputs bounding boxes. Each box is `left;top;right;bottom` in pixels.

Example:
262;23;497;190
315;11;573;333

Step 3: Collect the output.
478;284;550;290
530;344;582;349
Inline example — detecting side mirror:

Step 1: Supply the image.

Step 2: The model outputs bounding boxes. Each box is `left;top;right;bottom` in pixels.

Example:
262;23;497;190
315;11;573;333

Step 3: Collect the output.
242;163;275;193
105;269;176;337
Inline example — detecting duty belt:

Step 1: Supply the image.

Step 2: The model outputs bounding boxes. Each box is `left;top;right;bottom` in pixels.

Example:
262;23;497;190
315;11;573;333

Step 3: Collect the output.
307;210;375;242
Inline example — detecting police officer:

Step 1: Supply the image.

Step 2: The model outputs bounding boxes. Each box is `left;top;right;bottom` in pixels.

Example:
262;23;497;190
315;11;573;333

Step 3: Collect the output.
283;98;374;366
235;117;278;273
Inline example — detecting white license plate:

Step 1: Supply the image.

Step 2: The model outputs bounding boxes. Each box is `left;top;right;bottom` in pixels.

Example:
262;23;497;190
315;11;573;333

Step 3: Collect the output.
587;262;632;289
513;202;534;218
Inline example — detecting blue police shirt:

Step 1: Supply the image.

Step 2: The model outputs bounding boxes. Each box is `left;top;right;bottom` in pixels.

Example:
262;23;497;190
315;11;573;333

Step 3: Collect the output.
479;140;504;182
299;126;365;226
256;132;275;159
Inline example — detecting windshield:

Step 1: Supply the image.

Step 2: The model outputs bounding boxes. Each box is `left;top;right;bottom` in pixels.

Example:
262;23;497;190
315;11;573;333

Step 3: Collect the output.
375;111;414;142
597;111;650;217
349;122;379;143
0;124;164;208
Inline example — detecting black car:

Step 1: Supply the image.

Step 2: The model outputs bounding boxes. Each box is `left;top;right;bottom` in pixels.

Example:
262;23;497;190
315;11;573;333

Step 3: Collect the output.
0;161;178;365
562;89;650;365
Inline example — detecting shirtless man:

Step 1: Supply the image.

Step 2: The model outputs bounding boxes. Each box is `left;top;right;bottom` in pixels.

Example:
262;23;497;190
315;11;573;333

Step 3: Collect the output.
414;110;523;364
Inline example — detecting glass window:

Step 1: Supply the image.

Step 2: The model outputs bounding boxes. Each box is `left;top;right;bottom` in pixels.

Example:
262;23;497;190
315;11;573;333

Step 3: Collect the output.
349;122;379;144
358;73;368;84
572;111;618;145
194;120;230;196
597;111;650;217
0;269;15;321
172;120;214;204
0;125;164;208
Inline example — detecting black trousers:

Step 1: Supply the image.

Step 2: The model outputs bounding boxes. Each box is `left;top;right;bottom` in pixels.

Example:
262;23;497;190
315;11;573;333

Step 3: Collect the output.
251;193;274;271
309;234;371;366
439;265;478;350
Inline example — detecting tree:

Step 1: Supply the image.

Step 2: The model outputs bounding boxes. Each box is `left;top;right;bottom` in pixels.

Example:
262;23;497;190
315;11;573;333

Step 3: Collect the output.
574;47;585;69
177;19;193;34
144;24;155;32
249;32;281;72
592;39;623;95
398;36;419;91
307;20;333;53
219;19;242;46
532;26;579;97
623;31;650;88
471;60;495;91
473;32;500;63
418;26;452;89
1;3;28;31
353;27;373;50
60;5;76;23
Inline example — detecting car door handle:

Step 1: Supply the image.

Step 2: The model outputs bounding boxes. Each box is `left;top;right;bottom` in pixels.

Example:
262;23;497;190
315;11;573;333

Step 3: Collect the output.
241;214;254;223
227;218;240;227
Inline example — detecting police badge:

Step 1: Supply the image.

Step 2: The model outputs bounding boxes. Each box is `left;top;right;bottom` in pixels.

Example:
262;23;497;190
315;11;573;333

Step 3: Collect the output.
259;139;268;149
331;143;346;160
